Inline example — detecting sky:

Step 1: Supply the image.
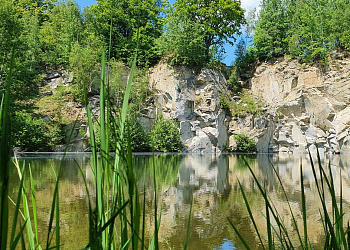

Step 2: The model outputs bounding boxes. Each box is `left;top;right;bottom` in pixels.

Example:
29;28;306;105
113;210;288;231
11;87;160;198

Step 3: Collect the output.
75;0;261;65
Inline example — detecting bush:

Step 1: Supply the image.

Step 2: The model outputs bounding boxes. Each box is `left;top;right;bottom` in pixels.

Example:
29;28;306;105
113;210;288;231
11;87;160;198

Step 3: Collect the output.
234;133;256;152
125;118;151;152
220;93;231;111
232;89;263;117
149;115;184;152
94;116;151;152
12;111;64;151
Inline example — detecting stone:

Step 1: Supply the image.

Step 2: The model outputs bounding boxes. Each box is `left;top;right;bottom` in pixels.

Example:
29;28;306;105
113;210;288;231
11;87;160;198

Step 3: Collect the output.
42;116;51;122
42;91;53;96
45;72;60;80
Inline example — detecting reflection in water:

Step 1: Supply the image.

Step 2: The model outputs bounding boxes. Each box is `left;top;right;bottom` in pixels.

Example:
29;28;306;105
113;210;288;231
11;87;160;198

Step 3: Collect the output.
9;153;350;249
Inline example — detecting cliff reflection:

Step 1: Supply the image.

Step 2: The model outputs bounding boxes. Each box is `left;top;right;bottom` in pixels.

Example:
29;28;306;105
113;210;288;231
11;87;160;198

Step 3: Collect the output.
10;153;350;250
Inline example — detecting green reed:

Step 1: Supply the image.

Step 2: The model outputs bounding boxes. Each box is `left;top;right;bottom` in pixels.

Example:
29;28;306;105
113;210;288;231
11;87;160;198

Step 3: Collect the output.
230;151;350;249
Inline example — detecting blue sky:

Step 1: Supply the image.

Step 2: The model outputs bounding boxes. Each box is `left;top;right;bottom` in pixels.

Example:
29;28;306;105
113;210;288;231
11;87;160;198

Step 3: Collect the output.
75;0;260;66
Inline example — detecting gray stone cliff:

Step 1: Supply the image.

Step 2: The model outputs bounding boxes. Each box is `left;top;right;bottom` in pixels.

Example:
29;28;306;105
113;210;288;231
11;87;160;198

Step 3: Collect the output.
143;56;350;154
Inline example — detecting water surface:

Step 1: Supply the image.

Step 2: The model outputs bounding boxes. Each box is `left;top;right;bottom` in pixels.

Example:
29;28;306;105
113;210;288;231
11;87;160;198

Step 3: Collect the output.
10;153;350;249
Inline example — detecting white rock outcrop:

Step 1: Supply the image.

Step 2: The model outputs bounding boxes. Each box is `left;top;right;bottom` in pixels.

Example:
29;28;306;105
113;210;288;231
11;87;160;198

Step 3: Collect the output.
145;62;230;153
250;55;350;154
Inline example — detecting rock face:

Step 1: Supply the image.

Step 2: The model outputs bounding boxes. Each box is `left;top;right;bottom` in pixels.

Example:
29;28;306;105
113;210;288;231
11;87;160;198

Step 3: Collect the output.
145;62;231;154
46;56;350;154
250;55;350;154
146;56;350;154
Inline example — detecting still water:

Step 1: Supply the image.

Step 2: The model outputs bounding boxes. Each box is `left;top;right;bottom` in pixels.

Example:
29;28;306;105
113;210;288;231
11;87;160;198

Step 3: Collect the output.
9;153;350;249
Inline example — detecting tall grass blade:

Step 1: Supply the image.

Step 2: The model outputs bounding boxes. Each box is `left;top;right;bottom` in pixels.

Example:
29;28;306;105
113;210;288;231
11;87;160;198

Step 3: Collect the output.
152;155;159;250
9;165;25;248
14;157;36;250
10;221;27;250
0;94;4;128
268;158;304;248
0;46;14;250
29;165;42;249
141;180;146;250
264;187;273;250
227;218;252;250
98;48;107;249
45;167;60;250
149;213;161;250
243;159;295;248
236;179;266;250
183;197;193;250
300;161;308;249
101;200;129;232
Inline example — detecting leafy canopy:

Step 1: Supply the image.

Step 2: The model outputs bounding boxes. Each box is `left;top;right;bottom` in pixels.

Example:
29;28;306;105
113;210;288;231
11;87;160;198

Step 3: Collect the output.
91;0;165;66
173;0;245;49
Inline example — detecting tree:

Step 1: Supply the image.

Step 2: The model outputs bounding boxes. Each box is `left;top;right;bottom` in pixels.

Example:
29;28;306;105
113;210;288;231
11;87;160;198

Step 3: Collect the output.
330;0;350;50
40;0;82;66
156;14;207;66
173;0;245;54
252;0;290;59
90;0;165;66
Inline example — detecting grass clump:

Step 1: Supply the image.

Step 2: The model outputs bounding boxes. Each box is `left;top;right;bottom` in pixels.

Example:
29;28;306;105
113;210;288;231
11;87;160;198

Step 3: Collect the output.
232;90;263;117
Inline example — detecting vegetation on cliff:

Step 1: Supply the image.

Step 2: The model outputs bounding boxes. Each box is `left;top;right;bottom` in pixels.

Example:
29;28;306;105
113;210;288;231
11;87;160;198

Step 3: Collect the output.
0;0;246;151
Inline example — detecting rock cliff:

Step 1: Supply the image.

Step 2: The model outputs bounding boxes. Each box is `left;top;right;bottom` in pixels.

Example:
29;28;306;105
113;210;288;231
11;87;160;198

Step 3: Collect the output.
141;62;231;154
144;55;350;154
251;55;350;154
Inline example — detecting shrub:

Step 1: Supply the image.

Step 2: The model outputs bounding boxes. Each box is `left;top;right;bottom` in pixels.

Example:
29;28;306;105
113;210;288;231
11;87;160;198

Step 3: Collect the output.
234;133;256;152
232;89;263;117
220;93;230;111
125;118;151;152
94;116;151;152
227;66;242;93
149;115;184;152
12;111;63;151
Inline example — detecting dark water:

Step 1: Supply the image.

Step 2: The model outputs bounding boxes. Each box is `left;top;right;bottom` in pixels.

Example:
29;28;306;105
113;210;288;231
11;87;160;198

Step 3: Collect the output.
9;153;350;249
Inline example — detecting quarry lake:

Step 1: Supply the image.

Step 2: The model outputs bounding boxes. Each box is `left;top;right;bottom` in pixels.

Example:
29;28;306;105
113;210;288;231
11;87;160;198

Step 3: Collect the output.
9;153;350;249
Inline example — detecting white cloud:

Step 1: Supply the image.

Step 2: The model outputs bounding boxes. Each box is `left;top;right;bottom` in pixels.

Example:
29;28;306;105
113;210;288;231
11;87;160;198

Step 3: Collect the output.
241;0;261;11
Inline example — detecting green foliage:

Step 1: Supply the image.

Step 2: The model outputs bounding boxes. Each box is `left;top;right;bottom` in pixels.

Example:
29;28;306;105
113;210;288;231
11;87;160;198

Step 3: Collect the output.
173;0;245;51
233;133;256;152
94;116;151;152
251;0;350;62
227;66;242;93
106;61;151;112
149;115;184;152
0;0;41;100
208;44;226;70
157;15;207;66
220;93;230;110
159;0;245;66
69;40;102;102
232;90;263;117
90;0;165;66
40;0;83;67
127;118;151;152
252;0;289;59
12;111;64;151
